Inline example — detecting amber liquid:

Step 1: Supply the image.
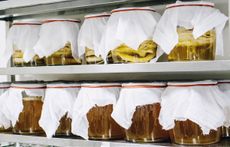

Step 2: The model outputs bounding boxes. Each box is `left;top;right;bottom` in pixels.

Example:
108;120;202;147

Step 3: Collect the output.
170;120;221;145
87;104;124;140
168;28;216;61
55;114;71;136
221;126;230;137
126;103;168;143
13;97;44;134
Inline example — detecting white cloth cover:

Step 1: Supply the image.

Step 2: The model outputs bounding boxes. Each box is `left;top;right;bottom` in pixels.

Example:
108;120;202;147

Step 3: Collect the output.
78;13;110;58
34;19;81;59
2;21;41;65
0;83;11;128
111;82;166;130
159;80;229;135
100;7;162;62
153;1;228;55
39;83;81;138
0;83;45;127
218;80;230;127
72;83;121;139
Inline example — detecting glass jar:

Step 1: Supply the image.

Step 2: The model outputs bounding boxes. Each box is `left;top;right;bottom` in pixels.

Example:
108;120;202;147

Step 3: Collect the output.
78;13;110;64
34;19;82;66
159;81;224;145
39;82;80;138
72;83;124;140
102;7;160;64
168;27;216;61
10;22;45;67
111;82;168;143
11;83;45;135
152;1;227;62
87;104;124;139
13;95;43;134
45;42;82;66
126;103;168;142
170;120;221;145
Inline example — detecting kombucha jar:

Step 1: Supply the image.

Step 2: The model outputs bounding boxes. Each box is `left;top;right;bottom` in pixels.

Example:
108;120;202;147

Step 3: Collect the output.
39;82;80;138
112;83;168;143
153;1;227;62
11;83;45;134
159;80;226;145
72;83;124;140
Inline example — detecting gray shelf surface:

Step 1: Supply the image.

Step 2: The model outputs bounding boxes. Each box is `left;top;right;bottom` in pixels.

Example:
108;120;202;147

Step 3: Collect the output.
3;60;230;81
0;134;229;147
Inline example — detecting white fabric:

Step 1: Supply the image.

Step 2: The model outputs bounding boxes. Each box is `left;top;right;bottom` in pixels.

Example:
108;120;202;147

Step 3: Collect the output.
39;83;80;138
153;1;228;55
0;83;10;129
111;82;166;129
34;19;80;59
3;22;40;65
78;13;110;58
72;83;120;139
159;80;228;135
0;83;45;127
100;7;162;62
218;80;230;127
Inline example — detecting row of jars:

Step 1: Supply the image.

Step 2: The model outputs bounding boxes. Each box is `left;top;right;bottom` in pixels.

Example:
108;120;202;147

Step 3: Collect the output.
1;1;228;67
0;80;229;145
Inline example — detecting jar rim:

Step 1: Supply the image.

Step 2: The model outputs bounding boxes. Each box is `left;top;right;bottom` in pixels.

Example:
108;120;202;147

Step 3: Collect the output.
81;83;121;88
217;80;230;85
111;7;156;13
84;13;111;19
166;1;214;9
42;19;81;24
122;82;166;88
12;21;41;25
46;83;81;88
11;83;46;89
167;80;217;87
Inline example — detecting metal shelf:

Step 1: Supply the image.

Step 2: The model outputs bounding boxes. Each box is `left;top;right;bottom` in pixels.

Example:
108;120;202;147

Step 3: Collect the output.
0;0;195;20
2;60;230;81
0;134;170;147
0;134;229;147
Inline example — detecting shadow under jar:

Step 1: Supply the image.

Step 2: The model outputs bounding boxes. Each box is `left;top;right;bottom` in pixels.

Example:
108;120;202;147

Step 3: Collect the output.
170;120;221;145
168;27;216;61
13;96;44;135
55;114;72;136
126;103;169;143
87;104;124;140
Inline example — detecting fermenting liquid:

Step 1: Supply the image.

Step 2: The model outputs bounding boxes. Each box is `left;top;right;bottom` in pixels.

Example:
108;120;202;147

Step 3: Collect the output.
168;28;216;61
87;104;124;139
13;96;43;134
126;103;169;142
170;120;220;145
